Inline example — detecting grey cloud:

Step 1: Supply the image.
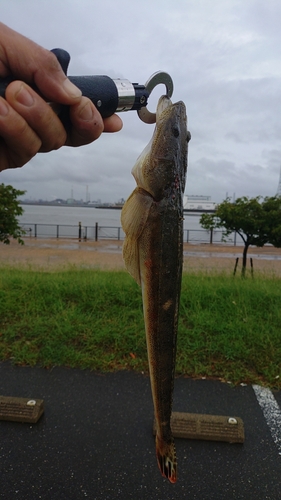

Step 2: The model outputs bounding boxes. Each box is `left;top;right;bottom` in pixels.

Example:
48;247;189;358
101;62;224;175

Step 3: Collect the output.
188;155;278;201
225;132;248;144
1;0;281;203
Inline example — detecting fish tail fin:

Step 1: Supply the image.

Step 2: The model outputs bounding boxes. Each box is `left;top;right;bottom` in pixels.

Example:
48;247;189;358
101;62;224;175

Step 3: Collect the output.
155;434;177;484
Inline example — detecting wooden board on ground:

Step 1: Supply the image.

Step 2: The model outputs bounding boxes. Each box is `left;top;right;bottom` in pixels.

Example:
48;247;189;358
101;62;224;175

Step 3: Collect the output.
153;412;244;443
0;396;44;423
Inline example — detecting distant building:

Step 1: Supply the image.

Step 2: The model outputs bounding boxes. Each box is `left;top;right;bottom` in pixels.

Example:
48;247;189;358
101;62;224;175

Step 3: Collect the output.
183;195;216;210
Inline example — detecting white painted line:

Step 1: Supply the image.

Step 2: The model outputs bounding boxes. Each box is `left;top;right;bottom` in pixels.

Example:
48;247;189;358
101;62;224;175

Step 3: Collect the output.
253;385;281;456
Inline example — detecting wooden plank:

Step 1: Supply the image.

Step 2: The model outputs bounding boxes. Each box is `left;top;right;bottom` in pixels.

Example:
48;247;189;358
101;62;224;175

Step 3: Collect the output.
0;396;44;423
153;412;244;443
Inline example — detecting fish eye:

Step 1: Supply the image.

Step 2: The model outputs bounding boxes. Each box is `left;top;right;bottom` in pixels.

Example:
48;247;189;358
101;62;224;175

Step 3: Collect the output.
172;126;180;137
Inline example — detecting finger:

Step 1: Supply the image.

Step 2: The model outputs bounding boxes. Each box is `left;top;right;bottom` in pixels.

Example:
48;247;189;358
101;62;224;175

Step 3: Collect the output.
103;114;123;133
5;81;67;152
33;50;83;103
66;97;104;147
0;96;41;170
0;23;82;104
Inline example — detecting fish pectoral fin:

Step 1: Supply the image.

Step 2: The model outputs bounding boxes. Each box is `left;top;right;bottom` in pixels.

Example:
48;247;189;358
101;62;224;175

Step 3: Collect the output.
121;187;153;238
121;187;153;286
122;237;141;285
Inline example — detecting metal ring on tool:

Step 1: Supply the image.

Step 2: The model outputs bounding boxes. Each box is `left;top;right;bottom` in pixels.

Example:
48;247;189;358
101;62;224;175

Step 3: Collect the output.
137;71;174;124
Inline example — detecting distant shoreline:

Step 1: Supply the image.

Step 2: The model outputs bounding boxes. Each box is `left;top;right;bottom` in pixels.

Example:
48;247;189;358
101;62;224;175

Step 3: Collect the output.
20;202;123;209
20;202;215;214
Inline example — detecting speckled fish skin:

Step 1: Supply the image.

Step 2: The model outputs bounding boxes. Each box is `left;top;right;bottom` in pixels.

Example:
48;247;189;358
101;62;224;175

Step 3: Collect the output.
121;95;190;483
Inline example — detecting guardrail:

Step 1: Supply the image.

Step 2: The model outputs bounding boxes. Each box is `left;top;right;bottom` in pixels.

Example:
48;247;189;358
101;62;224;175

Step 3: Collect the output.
20;222;244;246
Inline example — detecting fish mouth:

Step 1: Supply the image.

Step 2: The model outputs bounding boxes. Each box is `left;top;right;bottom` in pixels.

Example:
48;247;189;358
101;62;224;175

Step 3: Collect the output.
156;95;172;119
156;96;186;125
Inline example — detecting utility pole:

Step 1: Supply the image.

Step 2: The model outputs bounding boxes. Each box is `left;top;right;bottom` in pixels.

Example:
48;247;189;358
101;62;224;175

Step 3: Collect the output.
277;167;281;197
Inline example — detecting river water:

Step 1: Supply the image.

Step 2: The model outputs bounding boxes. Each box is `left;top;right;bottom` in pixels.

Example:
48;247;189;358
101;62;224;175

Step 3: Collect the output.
19;204;202;230
18;204;229;244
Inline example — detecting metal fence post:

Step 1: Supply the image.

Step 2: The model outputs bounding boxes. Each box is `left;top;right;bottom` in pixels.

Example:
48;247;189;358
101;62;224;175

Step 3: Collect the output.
20;220;245;245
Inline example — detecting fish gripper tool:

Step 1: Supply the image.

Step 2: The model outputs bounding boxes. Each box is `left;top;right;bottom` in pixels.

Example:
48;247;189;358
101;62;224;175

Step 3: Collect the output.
0;48;174;126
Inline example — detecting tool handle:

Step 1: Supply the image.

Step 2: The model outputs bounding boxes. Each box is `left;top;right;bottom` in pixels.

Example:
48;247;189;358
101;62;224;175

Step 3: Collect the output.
0;48;143;128
0;74;118;118
71;75;119;118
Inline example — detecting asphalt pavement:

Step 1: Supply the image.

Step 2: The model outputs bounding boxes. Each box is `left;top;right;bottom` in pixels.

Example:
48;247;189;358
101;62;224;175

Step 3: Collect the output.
0;361;281;500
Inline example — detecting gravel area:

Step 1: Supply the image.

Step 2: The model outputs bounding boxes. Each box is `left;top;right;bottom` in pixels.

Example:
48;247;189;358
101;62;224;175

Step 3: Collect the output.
1;238;281;275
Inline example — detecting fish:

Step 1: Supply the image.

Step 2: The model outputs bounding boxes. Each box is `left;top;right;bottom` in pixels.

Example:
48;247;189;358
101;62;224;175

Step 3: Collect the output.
121;95;190;483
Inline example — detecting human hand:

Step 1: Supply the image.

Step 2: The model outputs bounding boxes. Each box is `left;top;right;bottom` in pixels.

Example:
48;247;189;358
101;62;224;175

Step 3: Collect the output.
0;23;123;172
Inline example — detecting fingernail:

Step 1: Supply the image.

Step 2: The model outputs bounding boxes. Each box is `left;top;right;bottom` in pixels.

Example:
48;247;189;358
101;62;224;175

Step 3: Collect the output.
0;98;9;116
16;85;34;107
63;79;82;98
79;101;93;121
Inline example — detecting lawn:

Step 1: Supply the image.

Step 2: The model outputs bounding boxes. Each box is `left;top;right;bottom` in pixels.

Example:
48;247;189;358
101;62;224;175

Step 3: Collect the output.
0;266;280;388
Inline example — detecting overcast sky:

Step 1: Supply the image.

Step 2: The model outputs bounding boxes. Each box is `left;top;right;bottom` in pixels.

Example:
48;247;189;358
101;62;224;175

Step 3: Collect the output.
1;0;281;203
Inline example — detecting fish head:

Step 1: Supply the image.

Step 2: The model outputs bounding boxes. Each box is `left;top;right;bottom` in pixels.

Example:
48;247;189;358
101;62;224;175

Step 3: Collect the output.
132;95;190;202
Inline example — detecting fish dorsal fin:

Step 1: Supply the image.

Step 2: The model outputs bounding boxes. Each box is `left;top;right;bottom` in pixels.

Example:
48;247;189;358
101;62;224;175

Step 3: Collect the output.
121;187;153;286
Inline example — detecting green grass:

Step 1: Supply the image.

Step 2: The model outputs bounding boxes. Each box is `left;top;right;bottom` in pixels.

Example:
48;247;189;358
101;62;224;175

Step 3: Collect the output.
0;266;280;388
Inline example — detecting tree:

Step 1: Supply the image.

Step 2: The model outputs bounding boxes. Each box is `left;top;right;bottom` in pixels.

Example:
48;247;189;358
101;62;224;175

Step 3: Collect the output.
0;183;26;244
200;196;281;276
260;196;281;248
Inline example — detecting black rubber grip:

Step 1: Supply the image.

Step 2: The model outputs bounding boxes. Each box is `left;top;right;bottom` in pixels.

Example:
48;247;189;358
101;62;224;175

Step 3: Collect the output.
0;74;118;126
0;76;16;98
69;75;118;118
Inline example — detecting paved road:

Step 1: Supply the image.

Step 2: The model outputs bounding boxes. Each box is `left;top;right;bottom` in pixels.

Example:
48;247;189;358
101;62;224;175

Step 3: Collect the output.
0;362;280;500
